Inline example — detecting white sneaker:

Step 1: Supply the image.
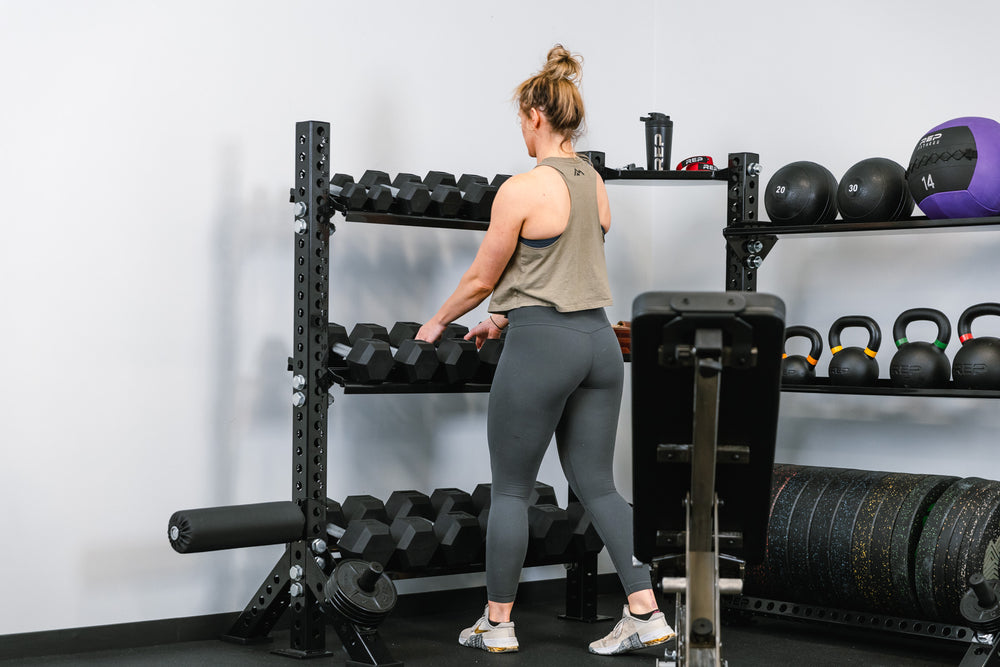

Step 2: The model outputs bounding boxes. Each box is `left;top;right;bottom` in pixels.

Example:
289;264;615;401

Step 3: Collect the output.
588;605;675;655
458;605;519;653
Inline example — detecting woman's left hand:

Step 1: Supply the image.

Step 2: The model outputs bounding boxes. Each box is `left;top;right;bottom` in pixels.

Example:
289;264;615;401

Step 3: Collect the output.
416;320;446;344
465;318;504;350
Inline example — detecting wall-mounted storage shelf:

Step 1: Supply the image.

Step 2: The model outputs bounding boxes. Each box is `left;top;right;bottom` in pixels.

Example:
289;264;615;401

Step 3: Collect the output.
724;214;1000;239
599;167;729;183
780;378;1000;399
344;211;489;232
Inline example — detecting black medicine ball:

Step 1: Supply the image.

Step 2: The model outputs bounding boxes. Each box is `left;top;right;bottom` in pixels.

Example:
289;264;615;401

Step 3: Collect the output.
764;161;839;225
836;157;914;223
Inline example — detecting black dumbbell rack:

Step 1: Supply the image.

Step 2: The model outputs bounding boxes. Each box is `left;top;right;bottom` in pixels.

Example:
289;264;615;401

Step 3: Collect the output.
217;120;620;660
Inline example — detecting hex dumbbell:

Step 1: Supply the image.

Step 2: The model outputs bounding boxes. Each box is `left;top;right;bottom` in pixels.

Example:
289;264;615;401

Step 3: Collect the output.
325;498;394;565
330;173;369;210
473;482;571;560
394;173;463;218
471;337;504;384
424;171;498;221
359;170;431;216
349;323;439;383
383;321;478;384
328;323;394;383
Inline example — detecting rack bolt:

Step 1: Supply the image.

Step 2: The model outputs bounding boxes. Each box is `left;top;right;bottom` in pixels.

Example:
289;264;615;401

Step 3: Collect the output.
289;582;304;598
292;392;306;407
294;202;308;219
294;220;308;235
311;538;328;554
745;255;763;269
744;239;764;254
747;163;762;176
292;374;307;390
289;564;304;581
327;394;335;408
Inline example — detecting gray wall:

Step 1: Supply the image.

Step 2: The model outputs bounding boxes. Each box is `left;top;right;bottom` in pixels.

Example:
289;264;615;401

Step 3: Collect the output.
2;0;998;635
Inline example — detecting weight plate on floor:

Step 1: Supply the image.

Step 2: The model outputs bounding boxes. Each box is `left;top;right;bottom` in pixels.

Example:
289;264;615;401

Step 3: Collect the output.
829;470;888;609
937;478;995;621
768;464;813;600
949;481;1000;622
930;478;988;621
915;477;976;619
854;471;919;612
889;474;957;618
785;467;838;603
865;472;925;614
807;468;867;608
750;464;802;595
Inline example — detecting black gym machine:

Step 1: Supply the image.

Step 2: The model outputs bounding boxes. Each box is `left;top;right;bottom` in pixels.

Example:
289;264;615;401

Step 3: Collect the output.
631;291;786;666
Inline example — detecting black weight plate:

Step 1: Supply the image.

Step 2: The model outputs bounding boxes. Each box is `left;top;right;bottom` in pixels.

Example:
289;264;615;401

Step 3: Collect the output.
915;477;976;619
785;467;839;603
769;465;814;599
808;468;867;607
865;472;926;615
889;474;958;618
938;479;995;621
930;478;988;620
854;471;919;612
750;463;802;596
950;481;1000;622
829;470;889;609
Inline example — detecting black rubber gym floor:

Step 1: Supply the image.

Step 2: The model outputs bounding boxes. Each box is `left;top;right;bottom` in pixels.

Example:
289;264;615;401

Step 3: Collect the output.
2;581;970;666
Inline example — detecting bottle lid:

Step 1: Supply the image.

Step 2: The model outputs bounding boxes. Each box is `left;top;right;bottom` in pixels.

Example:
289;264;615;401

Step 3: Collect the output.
640;112;671;124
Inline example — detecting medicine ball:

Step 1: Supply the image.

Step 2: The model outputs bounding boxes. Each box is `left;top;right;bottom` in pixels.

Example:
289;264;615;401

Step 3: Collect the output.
764;161;838;225
906;116;1000;219
837;158;914;223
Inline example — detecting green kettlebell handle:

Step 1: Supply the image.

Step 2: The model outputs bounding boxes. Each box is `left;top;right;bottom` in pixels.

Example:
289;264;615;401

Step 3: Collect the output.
892;308;951;350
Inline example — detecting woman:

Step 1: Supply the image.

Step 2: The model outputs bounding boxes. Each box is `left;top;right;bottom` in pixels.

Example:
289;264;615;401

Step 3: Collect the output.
416;44;674;656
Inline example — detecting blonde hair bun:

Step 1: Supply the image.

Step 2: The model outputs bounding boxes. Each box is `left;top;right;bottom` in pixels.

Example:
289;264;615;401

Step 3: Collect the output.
542;44;583;83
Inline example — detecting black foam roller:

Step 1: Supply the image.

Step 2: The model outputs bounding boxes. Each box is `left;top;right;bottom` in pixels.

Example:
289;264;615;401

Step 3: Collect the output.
168;501;304;553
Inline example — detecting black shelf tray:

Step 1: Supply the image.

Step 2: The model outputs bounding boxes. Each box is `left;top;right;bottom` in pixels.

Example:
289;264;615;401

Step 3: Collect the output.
343;211;489;231
599;167;729;183
341;381;493;395
724;214;1000;238
781;377;1000;399
331;353;632;395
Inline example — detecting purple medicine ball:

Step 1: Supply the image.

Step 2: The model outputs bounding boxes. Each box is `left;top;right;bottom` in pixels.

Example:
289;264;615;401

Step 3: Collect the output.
906;116;1000;219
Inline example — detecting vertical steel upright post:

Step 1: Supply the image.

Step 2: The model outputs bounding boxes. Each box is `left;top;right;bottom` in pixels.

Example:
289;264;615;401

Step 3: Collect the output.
279;119;334;657
224;121;334;657
724;152;774;293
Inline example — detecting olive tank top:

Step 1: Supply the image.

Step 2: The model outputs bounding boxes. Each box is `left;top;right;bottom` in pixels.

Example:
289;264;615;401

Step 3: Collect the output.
488;156;613;314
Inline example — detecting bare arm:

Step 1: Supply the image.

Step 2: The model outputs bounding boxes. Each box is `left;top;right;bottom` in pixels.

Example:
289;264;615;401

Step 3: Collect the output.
596;173;611;233
416;177;530;343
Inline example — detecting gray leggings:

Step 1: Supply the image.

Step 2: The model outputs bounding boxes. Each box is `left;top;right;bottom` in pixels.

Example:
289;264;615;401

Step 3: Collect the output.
485;305;650;602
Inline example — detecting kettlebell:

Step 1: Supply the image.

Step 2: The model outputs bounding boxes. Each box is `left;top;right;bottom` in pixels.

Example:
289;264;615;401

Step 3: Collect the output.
889;308;951;388
782;326;823;384
828;316;881;386
953;303;1000;389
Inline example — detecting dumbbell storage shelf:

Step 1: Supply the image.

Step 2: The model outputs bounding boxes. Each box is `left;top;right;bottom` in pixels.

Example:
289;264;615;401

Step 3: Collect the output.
183;120;616;663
